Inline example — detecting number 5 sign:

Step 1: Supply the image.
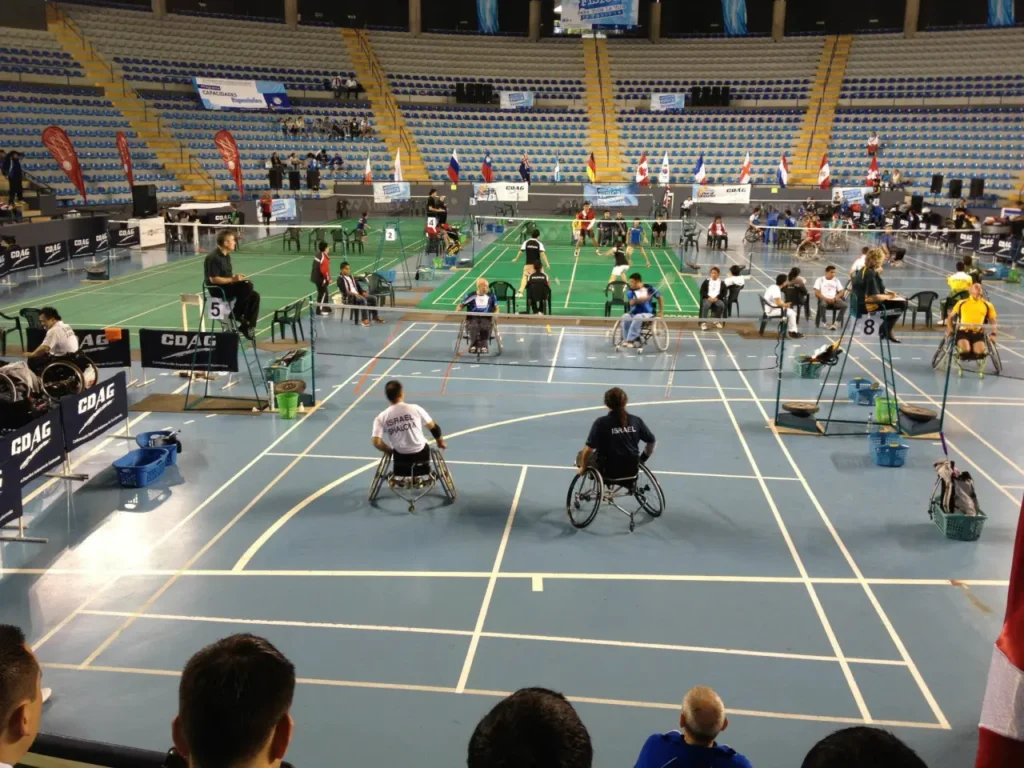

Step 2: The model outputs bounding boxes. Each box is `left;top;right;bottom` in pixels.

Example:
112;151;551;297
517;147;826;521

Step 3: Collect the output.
857;311;884;338
206;297;233;322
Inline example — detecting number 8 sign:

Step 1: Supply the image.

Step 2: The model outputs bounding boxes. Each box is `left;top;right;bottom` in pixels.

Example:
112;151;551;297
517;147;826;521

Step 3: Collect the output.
858;311;883;338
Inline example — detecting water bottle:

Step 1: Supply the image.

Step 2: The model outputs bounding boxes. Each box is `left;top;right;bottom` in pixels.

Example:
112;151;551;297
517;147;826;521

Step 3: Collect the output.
866;411;874;436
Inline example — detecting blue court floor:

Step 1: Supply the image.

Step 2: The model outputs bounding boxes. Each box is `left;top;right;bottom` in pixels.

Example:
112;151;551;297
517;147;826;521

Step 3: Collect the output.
1;225;1023;768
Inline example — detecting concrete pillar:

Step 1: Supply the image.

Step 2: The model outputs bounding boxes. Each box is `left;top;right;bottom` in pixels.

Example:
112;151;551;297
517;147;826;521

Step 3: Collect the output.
772;0;785;42
409;0;422;35
284;0;297;28
649;0;661;43
151;0;166;18
903;0;920;38
529;0;541;42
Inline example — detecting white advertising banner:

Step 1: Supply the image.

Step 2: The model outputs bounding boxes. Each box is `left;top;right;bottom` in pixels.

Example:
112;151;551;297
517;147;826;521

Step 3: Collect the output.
373;182;412;203
693;184;751;205
499;91;534;109
474;182;530;202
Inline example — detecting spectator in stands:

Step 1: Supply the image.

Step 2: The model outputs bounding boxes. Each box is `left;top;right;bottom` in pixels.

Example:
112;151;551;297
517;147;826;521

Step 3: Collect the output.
338;261;384;326
764;273;802;339
1;151;23;206
330;153;345;173
269;152;283;169
867;130;880;156
879;225;906;266
0;625;45;768
891;168;903;189
360;117;372;138
204;231;261;340
173;634;295;768
348;118;359;139
800;726;925;768
278;117;289;137
699;266;726;330
286;152;300;169
468;687;592;768
708;216;727;249
814;265;847;330
345;76;359;99
331;75;343;99
331;119;344;139
651;215;667;247
634;686;751;768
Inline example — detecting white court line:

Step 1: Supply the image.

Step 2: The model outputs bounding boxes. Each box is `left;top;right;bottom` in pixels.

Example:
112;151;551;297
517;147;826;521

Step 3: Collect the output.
661;247;699;307
564;256;579;309
650;247;683;312
547;327;565;383
36;662;946;730
456;465;527;693
714;331;951;729
693;332;872;723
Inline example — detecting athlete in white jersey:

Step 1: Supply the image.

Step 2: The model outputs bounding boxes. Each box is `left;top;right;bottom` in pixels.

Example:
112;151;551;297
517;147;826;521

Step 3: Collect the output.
371;380;446;473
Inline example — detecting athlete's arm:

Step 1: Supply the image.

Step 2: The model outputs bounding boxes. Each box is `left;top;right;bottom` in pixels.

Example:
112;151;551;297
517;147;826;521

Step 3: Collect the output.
426;420;446;450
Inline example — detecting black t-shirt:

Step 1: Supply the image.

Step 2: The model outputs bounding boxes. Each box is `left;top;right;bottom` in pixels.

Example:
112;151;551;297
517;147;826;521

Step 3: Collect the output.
204;249;233;284
523;238;543;265
613;247;628;266
1012;218;1024;237
527;270;548;286
652;221;667;235
853;267;886;312
586;412;655;460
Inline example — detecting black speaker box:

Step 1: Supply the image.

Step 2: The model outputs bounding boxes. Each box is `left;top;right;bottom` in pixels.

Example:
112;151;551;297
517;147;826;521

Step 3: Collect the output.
910;194;924;214
721;86;731;106
690;85;701;106
930;174;944;194
455;82;466;102
306;169;320;190
948;179;963;199
710;86;722;106
700;86;712;105
970;177;985;198
288;170;301;191
268;167;283;190
131;184;157;218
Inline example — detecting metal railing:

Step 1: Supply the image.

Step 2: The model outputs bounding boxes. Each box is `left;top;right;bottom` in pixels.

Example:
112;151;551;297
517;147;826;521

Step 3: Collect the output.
802;35;841;167
591;35;612;175
355;29;414;165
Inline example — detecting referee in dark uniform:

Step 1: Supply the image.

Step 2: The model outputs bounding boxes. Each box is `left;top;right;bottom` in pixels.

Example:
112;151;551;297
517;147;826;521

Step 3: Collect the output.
204;230;261;340
514;228;549;294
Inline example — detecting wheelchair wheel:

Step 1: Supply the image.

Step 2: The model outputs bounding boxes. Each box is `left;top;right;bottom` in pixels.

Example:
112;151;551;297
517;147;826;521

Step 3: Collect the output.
566;467;602;529
40;359;84;399
988;337;1002;375
493;325;503;356
931;336;951;370
744;229;757;244
635;464;665;518
453;318;467;355
0;373;17;403
650;318;670;352
431;449;457;501
368;453;392;502
610;318;624;347
795;243;819;262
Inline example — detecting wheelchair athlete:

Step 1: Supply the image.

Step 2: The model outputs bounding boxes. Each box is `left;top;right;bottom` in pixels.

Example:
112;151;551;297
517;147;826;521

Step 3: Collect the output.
25;306;77;375
946;282;996;361
577;387;656;476
617;273;663;349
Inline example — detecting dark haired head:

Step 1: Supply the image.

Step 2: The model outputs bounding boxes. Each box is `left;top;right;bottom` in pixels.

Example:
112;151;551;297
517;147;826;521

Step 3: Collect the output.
428;188;437;195
605;387;629;428
533;261;543;272
785;209;793;216
800;726;927;768
468;687;592;768
710;267;720;276
788;267;801;280
39;307;60;322
317;241;328;253
216;230;235;249
775;274;787;286
629;272;642;283
729;264;742;277
955;260;965;271
532;229;540;239
385;380;403;403
0;624;42;752
361;211;368;217
825;265;836;274
174;634;295;768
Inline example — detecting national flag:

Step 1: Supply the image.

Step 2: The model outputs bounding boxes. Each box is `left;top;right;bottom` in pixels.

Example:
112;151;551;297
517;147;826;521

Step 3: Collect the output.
635;151;649;186
866;154;880;185
738;152;752;184
818;153;831;189
658;152;670;184
693;153;706;185
394;148;403;182
363;153;372;184
976;495;1024;767
447;149;460;183
777;153;789;188
586;152;597;183
481;152;494;183
553;155;561;183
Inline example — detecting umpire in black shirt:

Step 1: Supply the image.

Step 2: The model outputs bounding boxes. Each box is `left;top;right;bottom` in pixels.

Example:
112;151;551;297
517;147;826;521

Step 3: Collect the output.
204;230;261;340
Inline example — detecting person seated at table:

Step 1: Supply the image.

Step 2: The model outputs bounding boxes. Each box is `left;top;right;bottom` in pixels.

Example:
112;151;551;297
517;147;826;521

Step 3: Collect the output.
699;266;726;330
852;248;906;343
460;278;498;354
708;216;727;249
946;282;996;359
337;261;383;327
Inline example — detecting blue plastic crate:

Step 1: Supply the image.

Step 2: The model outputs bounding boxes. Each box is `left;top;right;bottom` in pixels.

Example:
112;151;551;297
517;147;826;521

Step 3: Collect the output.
872;440;909;468
485;223;495;232
113;448;168;487
135;431;179;466
847;378;879;406
376;269;397;283
443;255;458;267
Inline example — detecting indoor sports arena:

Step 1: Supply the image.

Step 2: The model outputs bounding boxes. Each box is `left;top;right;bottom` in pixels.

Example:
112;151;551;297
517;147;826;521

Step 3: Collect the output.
2;1;1024;767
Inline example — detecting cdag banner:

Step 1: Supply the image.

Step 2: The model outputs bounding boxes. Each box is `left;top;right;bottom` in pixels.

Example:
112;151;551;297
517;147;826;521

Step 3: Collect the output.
109;223;140;249
373;182;412;203
214;130;244;199
41;126;87;202
59;371;128;453
0;410;63;485
694;184;751;205
26;327;131;368
139;329;239;372
474;182;529;202
116;130;134;188
0;457;23;529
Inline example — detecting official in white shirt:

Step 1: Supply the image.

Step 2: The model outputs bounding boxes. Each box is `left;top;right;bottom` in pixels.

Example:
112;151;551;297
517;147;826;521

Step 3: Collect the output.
25;307;79;375
0;625;44;768
764;274;801;338
813;265;848;330
372;380;446;475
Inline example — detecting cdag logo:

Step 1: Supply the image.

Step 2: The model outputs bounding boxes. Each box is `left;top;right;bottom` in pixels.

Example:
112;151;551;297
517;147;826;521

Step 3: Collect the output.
116;227;138;246
76;381;117;431
94;232;109;250
160;333;216;360
11;421;51;470
42;242;64;264
79;332;109;350
72;237;92;254
9;248;32;269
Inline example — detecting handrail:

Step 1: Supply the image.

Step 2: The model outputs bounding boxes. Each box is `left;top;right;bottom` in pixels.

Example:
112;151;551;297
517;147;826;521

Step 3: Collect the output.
803;35;840;166
591;35;611;176
355;29;413;163
23;170;55;195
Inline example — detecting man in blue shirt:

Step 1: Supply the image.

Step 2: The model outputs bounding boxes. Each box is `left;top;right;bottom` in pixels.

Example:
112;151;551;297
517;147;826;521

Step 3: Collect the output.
619;272;662;349
634;686;752;768
879;226;906;266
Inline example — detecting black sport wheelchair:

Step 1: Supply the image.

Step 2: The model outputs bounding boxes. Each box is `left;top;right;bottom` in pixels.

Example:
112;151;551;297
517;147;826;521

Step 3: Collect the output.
0;352;99;403
368;447;457;512
931;326;1002;379
566;453;665;532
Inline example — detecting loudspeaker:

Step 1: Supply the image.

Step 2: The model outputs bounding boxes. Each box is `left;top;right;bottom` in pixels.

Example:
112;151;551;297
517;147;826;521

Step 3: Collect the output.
700;86;712;105
690;85;701;106
710;86;721;106
721;86;730;107
131;184;157;217
482;83;494;103
268;167;282;190
288;170;301;191
910;194;924;214
930;174;944;194
970;177;985;198
455;82;466;102
306;169;320;190
948;179;963;199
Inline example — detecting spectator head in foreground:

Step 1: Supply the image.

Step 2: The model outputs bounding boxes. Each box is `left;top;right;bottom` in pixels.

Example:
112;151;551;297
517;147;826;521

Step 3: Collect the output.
468;687;592;768
800;726;927;767
173;634;296;768
634;686;751;768
0;625;43;768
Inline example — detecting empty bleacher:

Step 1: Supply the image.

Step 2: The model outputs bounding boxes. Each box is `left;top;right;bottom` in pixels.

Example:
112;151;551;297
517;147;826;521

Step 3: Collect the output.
0;27;83;80
370;30;585;100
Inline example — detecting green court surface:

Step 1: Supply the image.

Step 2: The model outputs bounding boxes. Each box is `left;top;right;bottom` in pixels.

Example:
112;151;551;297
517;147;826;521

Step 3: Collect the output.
0;219;419;338
419;218;701;315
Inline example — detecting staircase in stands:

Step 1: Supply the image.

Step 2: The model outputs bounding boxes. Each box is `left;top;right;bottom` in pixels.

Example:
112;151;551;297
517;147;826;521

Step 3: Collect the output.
340;29;429;182
788;34;851;187
46;4;219;201
582;36;625;182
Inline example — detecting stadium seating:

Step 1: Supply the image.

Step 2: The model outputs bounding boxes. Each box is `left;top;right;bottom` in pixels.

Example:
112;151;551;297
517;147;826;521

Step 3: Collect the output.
66;4;355;91
608;37;821;103
842;27;1024;99
369;30;585;99
401;105;590;182
0;28;83;79
0;82;182;205
829;106;1022;201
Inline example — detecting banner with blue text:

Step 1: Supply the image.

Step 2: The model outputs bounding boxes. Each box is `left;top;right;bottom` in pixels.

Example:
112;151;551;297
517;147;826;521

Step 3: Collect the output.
561;0;639;28
584;183;640;207
194;78;292;111
650;93;685;111
499;91;534;109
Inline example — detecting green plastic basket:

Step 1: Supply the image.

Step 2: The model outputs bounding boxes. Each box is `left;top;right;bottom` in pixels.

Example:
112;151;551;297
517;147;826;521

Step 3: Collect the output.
875;396;898;425
794;360;824;379
263;365;289;384
1007;268;1021;284
287;354;311;374
276;392;299;419
930;500;986;541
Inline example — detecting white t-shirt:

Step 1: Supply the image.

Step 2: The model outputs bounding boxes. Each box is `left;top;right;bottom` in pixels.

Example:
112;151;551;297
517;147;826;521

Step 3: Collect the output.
41;321;79;356
814;276;844;300
764;284;785;312
706;278;723;299
372;402;433;454
724;275;746;288
850;254;867;274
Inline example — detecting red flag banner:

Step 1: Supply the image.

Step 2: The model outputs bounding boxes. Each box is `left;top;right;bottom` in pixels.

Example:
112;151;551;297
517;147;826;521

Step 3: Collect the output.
115;130;134;188
213;130;243;198
41;126;87;202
